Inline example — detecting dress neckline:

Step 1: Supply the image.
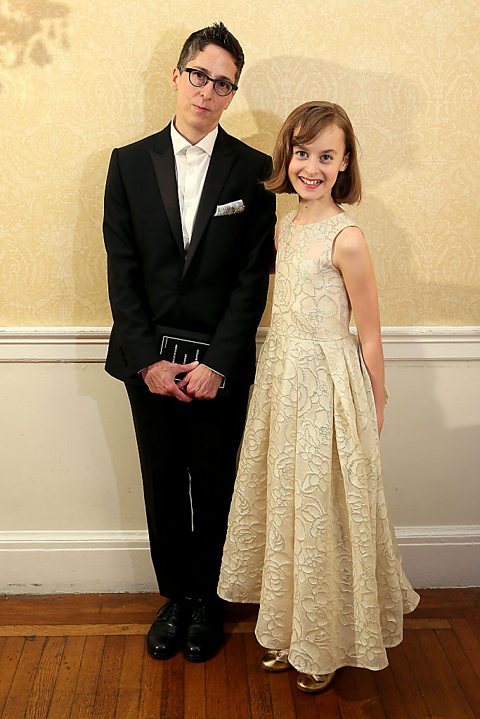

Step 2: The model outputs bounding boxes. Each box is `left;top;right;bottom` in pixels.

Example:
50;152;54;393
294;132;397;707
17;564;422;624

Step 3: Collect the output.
289;209;346;227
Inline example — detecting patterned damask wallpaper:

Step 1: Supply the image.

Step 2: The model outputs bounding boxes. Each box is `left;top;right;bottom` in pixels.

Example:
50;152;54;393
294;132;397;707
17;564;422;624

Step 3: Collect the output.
1;0;479;326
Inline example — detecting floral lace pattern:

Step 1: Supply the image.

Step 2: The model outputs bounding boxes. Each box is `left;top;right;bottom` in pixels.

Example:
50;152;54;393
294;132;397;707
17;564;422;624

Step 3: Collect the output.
218;211;419;674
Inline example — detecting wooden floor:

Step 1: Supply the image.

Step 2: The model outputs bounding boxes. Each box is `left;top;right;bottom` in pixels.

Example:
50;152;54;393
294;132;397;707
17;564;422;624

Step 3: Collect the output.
0;589;479;719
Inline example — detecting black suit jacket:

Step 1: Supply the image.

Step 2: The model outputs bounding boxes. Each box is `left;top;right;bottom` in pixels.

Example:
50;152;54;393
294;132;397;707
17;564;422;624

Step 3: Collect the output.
103;124;276;387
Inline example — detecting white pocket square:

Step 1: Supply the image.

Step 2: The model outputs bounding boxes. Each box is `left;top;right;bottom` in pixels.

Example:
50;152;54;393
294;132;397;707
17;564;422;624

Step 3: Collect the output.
214;200;245;217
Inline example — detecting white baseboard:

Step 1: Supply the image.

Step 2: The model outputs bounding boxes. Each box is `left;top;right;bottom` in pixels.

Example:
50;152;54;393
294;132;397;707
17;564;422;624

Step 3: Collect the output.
1;527;478;594
0;531;155;594
395;526;480;589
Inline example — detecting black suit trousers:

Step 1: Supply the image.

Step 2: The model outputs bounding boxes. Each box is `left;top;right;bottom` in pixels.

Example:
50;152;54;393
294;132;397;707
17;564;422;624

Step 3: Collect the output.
126;382;251;599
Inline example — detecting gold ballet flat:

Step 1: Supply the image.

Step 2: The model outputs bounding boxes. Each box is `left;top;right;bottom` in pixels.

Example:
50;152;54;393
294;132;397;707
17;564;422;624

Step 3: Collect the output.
296;671;335;693
261;650;291;672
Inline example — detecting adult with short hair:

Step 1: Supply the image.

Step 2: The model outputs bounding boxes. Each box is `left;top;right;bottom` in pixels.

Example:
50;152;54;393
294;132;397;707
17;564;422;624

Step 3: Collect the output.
103;21;276;662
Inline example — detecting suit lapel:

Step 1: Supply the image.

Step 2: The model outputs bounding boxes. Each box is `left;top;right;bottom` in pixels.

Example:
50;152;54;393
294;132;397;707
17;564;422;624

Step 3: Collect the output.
149;127;184;257
183;127;237;277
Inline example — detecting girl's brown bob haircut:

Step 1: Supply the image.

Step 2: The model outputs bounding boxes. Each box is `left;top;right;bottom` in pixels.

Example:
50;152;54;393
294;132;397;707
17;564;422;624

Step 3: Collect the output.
265;101;361;204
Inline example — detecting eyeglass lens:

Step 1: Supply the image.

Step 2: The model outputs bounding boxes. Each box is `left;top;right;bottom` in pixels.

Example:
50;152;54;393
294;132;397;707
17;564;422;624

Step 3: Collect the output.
186;68;234;96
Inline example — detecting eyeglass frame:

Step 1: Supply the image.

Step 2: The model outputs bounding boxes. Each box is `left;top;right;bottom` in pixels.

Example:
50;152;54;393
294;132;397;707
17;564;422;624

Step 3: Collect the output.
183;67;238;96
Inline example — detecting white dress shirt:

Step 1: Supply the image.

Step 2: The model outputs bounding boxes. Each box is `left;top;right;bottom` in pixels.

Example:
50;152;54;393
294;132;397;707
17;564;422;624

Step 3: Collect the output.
170;121;223;380
170;121;218;251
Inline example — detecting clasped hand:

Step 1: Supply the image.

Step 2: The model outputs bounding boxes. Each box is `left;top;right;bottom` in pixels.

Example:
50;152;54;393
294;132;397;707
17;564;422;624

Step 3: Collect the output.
141;360;222;401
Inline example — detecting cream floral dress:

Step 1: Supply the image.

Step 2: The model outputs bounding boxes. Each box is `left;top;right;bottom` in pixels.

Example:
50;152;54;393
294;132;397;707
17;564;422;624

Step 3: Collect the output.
218;210;419;675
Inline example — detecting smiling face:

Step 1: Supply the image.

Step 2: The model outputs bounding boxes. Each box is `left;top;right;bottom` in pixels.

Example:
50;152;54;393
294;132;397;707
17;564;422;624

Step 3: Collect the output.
172;43;237;145
287;124;349;210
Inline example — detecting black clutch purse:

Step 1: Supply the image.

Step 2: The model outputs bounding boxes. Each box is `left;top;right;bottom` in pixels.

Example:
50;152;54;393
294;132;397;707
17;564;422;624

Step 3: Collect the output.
155;326;225;388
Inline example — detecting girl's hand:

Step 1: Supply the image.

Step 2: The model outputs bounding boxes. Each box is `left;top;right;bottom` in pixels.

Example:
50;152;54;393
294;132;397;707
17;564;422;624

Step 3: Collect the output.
376;405;384;436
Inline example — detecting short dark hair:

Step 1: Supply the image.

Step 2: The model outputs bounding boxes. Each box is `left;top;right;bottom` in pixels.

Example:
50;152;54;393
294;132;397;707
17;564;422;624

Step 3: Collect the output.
177;22;245;84
265;101;362;204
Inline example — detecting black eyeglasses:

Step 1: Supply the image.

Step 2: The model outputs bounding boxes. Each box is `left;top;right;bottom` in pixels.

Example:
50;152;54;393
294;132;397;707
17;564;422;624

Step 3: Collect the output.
184;67;238;97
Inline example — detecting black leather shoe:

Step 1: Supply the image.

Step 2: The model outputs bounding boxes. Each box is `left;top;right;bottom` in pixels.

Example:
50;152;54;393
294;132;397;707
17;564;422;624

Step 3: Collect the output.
146;599;187;660
183;598;224;662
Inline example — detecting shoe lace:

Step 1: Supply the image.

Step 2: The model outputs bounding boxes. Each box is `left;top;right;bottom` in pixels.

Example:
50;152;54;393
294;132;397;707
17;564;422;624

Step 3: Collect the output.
158;601;180;621
190;602;209;625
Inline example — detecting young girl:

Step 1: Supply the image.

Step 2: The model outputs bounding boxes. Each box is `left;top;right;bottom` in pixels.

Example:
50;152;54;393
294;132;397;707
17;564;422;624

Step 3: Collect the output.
218;101;419;693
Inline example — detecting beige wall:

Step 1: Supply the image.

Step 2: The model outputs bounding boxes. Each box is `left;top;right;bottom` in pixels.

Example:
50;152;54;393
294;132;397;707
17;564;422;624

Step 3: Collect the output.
2;356;479;532
1;3;479;592
1;0;479;327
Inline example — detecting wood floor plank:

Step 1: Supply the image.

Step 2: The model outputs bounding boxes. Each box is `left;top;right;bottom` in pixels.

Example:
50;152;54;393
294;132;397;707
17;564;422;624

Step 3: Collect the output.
46;636;87;719
311;685;342;719
437;628;480;717
348;671;382;719
70;635;105;719
417;627;475;718
91;635;125;718
224;633;251;719
184;659;206;719
160;652;184;719
450;617;480;681
244;634;274;719
24;636;65;719
462;605;480;621
225;603;259;622
0;623;149;636
267;670;297;719
335;667;386;719
0;613;152;627
226;621;257;634
114;635;144;719
0;594;155;626
98;593;258;626
0;595;102;624
289;670;319;719
98;594;158;626
417;589;477;609
206;649;229;719
469;588;480;606
403;618;450;630
1;589;479;719
99;594;159;614
1;636;46;719
137;646;163;719
0;637;25;716
373;664;412;719
463;611;480;639
401;629;452;718
387;642;431;719
0;622;263;637
408;606;467;620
